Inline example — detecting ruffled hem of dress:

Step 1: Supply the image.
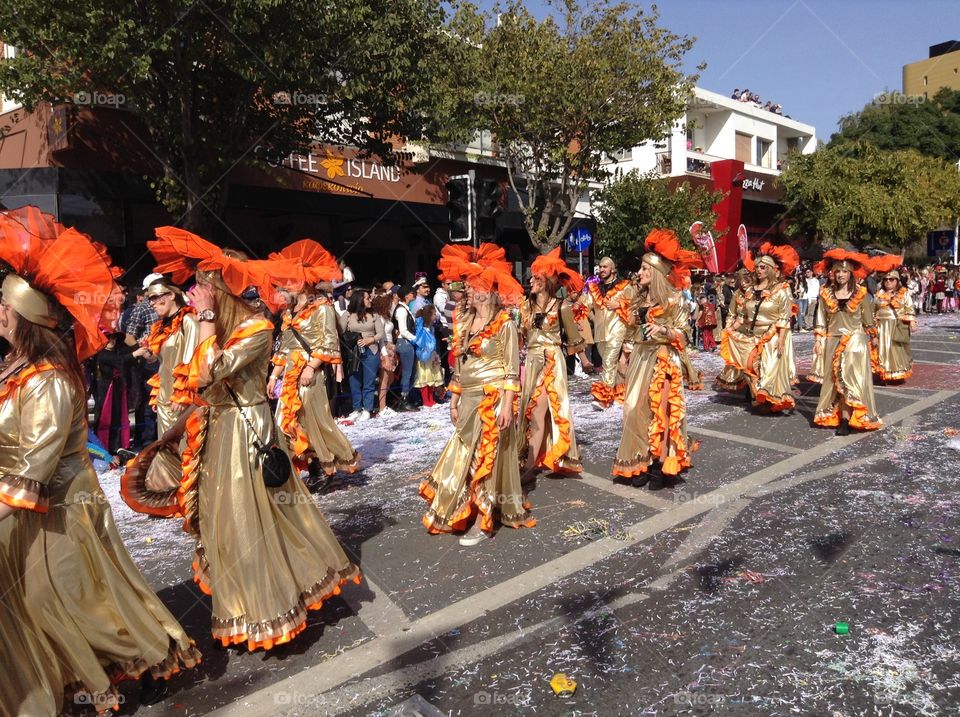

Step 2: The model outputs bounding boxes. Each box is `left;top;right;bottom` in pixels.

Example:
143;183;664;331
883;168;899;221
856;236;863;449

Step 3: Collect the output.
0;473;48;513
523;352;580;474
120;441;181;518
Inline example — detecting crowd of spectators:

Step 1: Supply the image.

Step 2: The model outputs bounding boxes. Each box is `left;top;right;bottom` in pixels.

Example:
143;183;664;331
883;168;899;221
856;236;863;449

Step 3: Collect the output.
731;88;783;115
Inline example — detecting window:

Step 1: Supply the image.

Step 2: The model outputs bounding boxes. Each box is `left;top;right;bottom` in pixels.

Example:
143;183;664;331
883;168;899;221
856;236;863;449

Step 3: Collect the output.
609;148;633;162
756;138;773;168
735;132;752;163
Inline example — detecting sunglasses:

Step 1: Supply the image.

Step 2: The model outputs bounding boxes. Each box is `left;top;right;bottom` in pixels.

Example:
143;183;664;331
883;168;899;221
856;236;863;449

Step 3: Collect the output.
148;292;172;304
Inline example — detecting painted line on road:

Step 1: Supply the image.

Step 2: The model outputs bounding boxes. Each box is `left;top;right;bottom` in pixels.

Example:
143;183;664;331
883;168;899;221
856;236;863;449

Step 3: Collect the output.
580;471;676;511
342;576;411;638
688;426;804;454
912;348;960;356
210;389;955;717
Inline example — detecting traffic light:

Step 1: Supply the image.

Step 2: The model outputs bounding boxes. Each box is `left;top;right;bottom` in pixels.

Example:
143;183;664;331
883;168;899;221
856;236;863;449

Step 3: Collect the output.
476;178;502;219
445;177;471;243
475;178;502;241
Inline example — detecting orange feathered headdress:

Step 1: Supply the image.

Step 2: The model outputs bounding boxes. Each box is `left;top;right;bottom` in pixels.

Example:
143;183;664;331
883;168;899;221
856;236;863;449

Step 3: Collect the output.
438;243;524;301
642;228;705;290
814;249;872;280
743;241;799;277
530;247;585;294
0;206;123;360
149;227;301;312
268;238;342;289
870;253;904;279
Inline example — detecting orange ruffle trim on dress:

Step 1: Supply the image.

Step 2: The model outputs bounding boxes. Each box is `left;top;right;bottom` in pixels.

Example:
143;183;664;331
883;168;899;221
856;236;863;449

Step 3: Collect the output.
523;352;580;474
745;326;795;412
0;362;57;512
587;279;632;324
813;334;883;431
612;347;696;477
421;385;534;535
591;381;616;406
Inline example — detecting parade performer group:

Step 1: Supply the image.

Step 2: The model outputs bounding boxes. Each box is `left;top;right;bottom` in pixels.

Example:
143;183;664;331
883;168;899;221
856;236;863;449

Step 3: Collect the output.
1;204;920;713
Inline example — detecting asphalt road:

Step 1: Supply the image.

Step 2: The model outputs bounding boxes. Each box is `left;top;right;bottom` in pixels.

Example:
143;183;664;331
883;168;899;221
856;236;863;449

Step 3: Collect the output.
100;313;960;717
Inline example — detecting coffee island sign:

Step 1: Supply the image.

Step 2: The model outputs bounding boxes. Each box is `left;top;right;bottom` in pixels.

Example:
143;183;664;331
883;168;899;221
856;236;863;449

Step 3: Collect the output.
282;149;404;197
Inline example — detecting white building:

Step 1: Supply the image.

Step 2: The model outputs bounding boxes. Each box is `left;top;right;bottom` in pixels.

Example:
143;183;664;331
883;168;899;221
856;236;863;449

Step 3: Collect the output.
606;86;816;180
1;44;19;114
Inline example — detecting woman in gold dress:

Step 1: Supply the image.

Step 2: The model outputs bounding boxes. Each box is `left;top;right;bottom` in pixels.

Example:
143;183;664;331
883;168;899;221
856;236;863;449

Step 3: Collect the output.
718;242;799;413
120;276;199;516
0;208;199;712
268;240;359;488
713;269;753;393
149;227;360;651
517;247;585;483
612;229;703;490
809;250;882;435
871;256;916;383
419;243;533;546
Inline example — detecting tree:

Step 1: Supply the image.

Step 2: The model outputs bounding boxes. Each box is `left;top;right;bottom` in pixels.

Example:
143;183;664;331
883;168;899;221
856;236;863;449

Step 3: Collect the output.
778;143;960;250
830;88;960;162
0;0;465;235
447;0;698;253
594;169;723;269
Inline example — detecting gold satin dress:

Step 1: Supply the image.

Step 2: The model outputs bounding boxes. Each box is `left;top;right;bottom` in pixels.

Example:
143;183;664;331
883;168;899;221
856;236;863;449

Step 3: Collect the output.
420;310;534;534
273;298;360;474
581;278;635;406
517;299;584;475
873;288;915;382
613;296;696;478
180;317;360;650
0;363;199;712
121;307;199;516
810;286;882;430
719;281;796;411
714;289;749;392
0;518;63;717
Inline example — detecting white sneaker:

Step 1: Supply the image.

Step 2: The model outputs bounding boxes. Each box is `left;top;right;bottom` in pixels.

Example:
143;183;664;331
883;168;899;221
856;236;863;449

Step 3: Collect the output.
459;524;489;546
380;407;397;417
343;410;361;423
356;410;371;422
591;400;606;411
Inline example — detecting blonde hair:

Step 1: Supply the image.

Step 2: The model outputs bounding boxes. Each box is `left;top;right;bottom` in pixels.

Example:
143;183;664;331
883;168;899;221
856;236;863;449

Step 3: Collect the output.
639;262;676;308
206;249;257;341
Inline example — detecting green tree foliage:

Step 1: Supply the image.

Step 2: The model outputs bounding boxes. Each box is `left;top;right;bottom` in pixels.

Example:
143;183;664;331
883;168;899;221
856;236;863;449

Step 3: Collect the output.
830;88;960;162
446;0;698;253
778;143;960;250
0;0;466;234
594;169;723;269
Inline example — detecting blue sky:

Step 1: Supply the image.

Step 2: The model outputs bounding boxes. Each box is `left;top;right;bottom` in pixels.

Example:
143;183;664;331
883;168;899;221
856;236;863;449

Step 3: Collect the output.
474;0;959;142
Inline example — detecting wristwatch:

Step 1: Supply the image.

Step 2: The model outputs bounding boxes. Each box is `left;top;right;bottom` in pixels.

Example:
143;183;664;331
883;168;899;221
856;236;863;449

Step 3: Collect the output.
198;309;216;322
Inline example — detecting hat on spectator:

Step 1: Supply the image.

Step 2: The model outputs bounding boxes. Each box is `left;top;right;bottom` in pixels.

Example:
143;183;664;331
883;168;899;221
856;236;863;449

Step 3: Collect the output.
141;272;165;291
412;274;429;288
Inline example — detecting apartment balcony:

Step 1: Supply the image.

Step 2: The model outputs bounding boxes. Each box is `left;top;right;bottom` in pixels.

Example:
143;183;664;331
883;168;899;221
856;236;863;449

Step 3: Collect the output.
656;150;715;178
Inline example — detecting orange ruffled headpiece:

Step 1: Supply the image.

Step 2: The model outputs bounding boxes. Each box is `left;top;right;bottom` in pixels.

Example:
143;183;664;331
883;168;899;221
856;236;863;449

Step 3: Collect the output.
870;253;904;280
530;247;585;294
642;228;705;290
743;241;799;277
149;227;300;312
0;206;122;360
814;249;872;280
268;239;342;290
438;243;524;301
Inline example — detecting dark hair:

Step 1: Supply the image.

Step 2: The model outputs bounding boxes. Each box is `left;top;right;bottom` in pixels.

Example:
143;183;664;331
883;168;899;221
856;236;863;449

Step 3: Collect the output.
370;293;393;321
417;304;437;325
13;308;85;393
347;289;369;322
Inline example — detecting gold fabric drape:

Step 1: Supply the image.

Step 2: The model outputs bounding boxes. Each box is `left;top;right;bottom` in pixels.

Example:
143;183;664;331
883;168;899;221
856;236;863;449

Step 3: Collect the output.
420;310;534;534
810;286;882;430
183;317;360;651
874;288;915;382
718;282;796;411
517;299;584;474
580;278;635;405
714;289;748;391
613;297;696;477
273;298;359;474
0;364;199;712
121;308;200;516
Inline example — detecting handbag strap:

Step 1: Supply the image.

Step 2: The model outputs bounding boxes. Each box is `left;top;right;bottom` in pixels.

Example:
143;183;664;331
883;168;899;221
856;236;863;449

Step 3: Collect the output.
223;382;266;452
289;326;313;355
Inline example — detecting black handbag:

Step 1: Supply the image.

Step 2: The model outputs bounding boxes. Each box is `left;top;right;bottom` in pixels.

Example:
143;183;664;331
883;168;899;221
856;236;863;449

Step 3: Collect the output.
340;330;362;374
224;384;291;488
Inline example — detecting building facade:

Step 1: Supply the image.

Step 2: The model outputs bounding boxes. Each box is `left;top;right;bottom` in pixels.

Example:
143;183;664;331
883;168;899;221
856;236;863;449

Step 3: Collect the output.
603;86;817;272
903;40;960;98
